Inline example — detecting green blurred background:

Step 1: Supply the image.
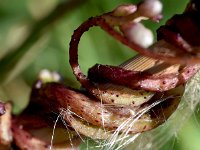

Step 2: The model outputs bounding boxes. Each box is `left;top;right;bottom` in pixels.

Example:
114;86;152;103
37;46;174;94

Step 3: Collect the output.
0;0;199;149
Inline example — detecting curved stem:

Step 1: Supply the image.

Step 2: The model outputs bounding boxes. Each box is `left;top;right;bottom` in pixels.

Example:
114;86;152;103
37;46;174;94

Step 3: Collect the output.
69;13;200;91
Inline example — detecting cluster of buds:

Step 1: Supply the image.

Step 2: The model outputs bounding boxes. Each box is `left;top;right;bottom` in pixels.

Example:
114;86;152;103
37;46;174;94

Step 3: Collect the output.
107;0;162;48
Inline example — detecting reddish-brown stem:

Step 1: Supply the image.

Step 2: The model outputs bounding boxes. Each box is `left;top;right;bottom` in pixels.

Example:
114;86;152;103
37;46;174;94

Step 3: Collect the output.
69;13;200;92
157;26;192;52
88;64;200;92
69;17;100;89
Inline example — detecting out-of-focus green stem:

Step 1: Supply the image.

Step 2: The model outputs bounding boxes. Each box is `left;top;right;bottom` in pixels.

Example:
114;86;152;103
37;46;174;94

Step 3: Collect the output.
0;0;88;82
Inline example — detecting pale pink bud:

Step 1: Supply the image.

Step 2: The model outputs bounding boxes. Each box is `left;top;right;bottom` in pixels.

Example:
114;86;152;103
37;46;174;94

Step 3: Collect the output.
121;23;153;48
138;0;162;18
112;4;137;16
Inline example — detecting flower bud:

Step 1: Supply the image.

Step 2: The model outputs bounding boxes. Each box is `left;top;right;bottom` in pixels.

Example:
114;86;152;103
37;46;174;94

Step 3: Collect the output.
38;69;61;83
112;4;137;16
138;0;162;18
121;22;153;48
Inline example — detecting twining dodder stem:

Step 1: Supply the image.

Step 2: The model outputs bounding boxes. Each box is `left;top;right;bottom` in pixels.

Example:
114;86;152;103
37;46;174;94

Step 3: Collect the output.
2;0;200;149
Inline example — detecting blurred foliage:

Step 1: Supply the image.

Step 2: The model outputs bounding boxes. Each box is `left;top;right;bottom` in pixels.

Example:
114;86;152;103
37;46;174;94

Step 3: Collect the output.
0;0;199;149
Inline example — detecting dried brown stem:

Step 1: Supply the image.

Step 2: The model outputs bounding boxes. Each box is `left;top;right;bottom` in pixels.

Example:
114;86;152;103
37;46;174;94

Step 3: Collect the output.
31;82;181;135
